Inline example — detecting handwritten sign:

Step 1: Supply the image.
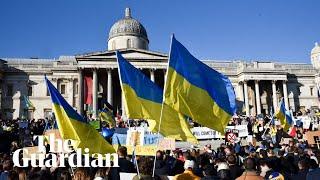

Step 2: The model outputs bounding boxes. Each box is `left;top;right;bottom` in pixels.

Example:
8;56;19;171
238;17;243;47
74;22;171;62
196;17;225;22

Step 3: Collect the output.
126;129;145;146
305;131;320;144
158;138;175;150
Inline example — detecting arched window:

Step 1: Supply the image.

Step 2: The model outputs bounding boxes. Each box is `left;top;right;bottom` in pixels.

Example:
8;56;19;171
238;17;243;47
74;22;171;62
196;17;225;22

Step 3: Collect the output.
127;39;132;48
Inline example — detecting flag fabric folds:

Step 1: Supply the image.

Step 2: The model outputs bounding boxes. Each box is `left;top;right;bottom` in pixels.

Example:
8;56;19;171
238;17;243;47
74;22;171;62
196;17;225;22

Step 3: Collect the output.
23;95;35;109
116;51;198;143
274;98;293;131
45;77;115;154
99;104;116;128
164;36;236;133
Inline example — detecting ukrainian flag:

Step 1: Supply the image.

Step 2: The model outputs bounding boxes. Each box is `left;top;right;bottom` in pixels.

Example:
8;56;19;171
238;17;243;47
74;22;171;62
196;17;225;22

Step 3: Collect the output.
45;77;115;154
164;36;237;133
23;95;35;109
274;98;293;131
99;106;116;128
116;52;198;143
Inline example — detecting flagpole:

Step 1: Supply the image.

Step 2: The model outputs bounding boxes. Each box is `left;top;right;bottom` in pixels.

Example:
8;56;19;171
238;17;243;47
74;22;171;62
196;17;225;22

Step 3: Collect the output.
133;145;140;179
152;34;174;177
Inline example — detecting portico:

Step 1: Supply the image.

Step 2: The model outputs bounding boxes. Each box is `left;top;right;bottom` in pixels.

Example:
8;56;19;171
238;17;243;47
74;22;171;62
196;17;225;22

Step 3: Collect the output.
238;72;288;116
76;50;168;118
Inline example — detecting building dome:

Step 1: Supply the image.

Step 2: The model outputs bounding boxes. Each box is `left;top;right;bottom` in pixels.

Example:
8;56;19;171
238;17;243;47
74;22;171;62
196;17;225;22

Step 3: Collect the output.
107;8;149;50
311;42;320;69
311;42;320;55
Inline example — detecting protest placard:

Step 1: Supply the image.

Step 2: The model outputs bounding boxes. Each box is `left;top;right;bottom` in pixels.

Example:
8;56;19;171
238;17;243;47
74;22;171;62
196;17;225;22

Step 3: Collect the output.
305;131;320;144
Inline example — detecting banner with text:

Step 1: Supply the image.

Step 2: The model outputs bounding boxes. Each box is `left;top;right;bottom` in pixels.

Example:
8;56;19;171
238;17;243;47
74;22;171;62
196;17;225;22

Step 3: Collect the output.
191;125;248;139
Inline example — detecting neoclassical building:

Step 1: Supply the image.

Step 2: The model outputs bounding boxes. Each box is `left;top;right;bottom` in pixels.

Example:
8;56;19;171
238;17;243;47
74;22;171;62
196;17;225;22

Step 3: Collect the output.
1;8;320;120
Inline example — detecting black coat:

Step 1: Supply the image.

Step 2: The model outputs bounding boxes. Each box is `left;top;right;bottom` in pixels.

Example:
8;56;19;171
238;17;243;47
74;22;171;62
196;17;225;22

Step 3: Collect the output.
154;160;169;176
229;164;243;180
118;157;136;173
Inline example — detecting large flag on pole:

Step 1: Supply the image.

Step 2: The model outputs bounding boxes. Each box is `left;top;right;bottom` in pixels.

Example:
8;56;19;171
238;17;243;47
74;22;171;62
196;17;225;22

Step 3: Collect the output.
116;52;197;143
164;35;237;133
45;76;115;154
274;98;293;132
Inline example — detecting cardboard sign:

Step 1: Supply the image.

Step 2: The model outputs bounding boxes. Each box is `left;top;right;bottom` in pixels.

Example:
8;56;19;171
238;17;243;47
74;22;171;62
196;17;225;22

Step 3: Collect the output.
158;138;175;151
126;129;145;146
225;129;239;143
305;131;320;144
280;138;292;145
113;145;156;156
113;138;176;156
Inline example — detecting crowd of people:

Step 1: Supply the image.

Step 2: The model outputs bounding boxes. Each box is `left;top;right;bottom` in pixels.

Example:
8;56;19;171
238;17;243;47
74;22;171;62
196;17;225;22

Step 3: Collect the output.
0;109;320;180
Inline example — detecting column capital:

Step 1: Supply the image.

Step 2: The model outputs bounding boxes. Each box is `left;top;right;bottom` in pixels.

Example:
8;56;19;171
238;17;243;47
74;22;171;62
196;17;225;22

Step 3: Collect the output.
106;68;114;71
282;80;288;83
254;80;260;83
243;80;248;84
92;67;99;71
272;80;277;84
149;68;157;72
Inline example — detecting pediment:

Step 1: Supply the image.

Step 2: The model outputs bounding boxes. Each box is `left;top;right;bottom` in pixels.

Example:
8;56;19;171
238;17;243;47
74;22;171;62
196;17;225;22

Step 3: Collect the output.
76;48;168;62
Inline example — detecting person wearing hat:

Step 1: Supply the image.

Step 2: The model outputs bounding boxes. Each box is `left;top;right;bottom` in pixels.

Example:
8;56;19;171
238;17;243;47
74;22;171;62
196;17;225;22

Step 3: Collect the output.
174;160;200;180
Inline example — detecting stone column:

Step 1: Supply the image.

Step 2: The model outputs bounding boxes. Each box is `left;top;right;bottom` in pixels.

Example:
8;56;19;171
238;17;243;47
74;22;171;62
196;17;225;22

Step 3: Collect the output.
283;80;289;110
255;80;261;115
68;78;74;107
238;82;244;101
244;81;250;116
92;69;98;119
163;69;167;88
107;69;113;105
272;80;277;111
150;69;155;82
77;69;84;115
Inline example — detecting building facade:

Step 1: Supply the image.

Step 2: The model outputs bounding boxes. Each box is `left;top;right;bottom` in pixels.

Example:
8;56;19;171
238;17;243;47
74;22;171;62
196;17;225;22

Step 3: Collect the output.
1;8;320;120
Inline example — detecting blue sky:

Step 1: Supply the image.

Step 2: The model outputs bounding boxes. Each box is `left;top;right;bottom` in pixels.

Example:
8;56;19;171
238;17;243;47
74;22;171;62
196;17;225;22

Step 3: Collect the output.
0;0;319;63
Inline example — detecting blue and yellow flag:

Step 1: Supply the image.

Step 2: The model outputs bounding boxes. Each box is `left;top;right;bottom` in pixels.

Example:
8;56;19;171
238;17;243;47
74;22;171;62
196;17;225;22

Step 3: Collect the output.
23;95;35;109
164;36;237;133
45;77;115;154
116;52;198;143
99;105;116;128
274;98;293;131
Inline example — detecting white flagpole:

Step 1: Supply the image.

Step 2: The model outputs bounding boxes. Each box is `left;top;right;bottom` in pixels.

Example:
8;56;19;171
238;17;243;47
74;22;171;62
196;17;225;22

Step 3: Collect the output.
152;34;174;177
